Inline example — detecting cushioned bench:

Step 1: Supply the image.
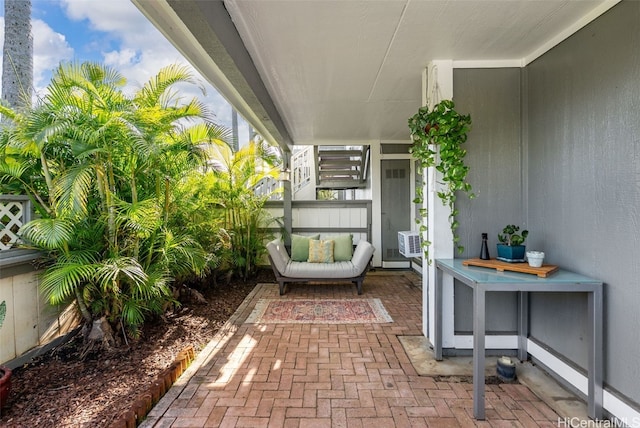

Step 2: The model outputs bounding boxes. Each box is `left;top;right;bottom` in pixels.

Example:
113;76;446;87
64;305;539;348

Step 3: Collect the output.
266;236;375;295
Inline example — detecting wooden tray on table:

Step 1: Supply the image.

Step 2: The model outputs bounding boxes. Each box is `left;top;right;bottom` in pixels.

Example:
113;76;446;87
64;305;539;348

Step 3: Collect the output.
462;258;558;278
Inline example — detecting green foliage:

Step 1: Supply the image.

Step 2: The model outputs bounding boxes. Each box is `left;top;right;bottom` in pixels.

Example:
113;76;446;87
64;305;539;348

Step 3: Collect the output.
0;61;234;338
1;60;283;344
498;224;528;246
173;139;281;282
317;190;337;200
408;99;473;262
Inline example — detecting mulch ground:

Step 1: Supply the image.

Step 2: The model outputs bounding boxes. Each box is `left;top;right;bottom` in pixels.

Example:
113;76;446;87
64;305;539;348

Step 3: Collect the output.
0;269;274;428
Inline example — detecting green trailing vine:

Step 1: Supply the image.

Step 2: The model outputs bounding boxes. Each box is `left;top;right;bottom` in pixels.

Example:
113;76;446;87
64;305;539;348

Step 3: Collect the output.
408;99;473;261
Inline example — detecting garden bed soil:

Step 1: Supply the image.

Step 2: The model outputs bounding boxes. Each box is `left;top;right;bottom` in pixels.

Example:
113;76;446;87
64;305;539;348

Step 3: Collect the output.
0;269;273;427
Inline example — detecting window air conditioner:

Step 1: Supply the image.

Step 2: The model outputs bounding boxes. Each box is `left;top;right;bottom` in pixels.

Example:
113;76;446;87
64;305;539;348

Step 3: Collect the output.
398;231;422;258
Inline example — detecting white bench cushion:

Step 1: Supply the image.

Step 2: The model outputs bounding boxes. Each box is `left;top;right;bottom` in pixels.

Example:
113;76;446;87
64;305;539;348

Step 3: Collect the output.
266;239;374;279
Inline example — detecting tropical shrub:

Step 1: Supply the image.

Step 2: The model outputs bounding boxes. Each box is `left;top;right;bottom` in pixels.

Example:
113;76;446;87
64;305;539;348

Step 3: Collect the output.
0;62;232;344
174;139;282;282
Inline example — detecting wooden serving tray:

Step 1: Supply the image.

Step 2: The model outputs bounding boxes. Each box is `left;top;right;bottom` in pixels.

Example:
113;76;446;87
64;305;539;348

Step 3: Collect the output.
462;258;559;278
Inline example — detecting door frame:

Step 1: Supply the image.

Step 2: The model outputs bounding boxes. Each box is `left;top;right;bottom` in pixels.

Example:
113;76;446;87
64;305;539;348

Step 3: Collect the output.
371;148;416;268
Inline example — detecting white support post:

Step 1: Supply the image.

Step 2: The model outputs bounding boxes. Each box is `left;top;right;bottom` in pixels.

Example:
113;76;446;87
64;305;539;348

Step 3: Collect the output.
422;60;456;351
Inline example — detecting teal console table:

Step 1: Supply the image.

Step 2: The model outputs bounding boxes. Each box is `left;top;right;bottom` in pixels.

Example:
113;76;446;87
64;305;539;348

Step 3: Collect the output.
434;258;603;420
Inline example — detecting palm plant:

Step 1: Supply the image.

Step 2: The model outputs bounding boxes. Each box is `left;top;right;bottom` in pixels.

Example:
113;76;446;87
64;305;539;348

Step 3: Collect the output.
177;139;281;281
0;61;229;343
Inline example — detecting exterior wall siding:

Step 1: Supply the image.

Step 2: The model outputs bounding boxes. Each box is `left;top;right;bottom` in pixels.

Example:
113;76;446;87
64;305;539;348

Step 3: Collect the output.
450;0;639;407
0;268;66;364
265;200;372;245
0;257;78;366
453;68;523;334
526;0;640;403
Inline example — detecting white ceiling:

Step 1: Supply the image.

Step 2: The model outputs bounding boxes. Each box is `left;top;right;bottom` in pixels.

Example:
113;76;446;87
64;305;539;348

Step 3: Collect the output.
134;0;618;147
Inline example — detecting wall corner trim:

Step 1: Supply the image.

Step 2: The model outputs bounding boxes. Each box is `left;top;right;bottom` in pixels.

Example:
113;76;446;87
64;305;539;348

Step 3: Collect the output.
451;1;623;70
524;0;623;65
451;334;640;422
453;59;524;69
528;340;640;424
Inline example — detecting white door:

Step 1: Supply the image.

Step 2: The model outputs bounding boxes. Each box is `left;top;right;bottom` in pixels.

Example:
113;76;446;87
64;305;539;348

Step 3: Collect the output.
381;159;411;268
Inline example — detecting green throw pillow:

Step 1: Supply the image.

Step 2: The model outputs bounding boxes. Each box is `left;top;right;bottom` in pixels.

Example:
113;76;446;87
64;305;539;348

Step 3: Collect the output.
326;234;353;261
308;239;334;263
291;234;320;261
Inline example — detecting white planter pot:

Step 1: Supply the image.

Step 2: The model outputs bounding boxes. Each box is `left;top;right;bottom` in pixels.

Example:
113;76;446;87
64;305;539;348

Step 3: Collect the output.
526;251;545;267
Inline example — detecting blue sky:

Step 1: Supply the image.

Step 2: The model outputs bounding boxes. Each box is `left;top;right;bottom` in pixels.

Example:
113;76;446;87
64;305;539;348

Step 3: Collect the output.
0;0;250;143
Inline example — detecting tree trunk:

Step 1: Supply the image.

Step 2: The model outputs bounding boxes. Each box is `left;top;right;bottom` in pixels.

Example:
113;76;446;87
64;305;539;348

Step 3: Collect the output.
81;317;116;358
2;0;33;112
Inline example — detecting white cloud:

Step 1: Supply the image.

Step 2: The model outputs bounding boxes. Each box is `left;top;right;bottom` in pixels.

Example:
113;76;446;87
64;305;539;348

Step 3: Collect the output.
61;0;147;37
60;0;180;79
1;0;252;145
103;48;138;69
32;18;74;90
58;0;250;141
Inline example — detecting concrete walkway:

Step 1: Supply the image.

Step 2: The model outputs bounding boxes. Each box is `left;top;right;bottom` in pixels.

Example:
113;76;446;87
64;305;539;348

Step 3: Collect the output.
141;271;569;427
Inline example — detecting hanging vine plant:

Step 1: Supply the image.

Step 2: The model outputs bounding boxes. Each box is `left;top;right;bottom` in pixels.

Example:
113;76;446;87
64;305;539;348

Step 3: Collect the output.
408;99;473;261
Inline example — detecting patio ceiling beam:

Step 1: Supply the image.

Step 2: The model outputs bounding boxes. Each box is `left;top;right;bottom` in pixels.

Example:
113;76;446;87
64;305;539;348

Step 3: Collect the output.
132;0;293;152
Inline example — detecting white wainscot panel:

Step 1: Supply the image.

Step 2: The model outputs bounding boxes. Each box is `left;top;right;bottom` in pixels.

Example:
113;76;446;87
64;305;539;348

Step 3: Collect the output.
13;272;39;355
0;276;16;362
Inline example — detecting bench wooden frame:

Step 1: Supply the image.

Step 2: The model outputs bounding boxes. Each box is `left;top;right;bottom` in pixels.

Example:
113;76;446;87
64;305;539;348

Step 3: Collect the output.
268;254;373;295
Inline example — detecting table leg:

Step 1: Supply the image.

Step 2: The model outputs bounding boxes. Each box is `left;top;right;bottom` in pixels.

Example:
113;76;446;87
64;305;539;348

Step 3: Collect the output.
588;288;603;420
518;291;529;362
473;285;486;420
434;266;443;361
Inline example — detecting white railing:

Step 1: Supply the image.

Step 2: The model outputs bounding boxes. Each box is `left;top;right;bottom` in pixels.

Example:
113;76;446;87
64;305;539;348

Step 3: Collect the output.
253;176;282;200
264;200;372;243
0;195;32;251
292;146;312;194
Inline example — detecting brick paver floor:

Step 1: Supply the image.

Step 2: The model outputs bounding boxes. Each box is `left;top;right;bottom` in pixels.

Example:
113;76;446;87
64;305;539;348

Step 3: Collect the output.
141;271;561;427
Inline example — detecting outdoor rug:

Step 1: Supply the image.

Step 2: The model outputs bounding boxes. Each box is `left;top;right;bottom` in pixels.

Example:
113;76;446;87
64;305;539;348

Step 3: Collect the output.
244;298;393;324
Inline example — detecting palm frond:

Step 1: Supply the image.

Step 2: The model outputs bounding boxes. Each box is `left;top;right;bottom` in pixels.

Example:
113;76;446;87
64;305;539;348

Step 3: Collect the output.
161;229;208;278
134;64;200;108
40;261;97;304
181;122;234;148
203;141;234;174
120;299;146;331
86;62;126;88
115;197;162;238
164;97;209;121
133;266;171;301
0;159;28;183
94;257;148;294
56;249;99;266
20;218;75;250
52;164;94;218
0;103;17;120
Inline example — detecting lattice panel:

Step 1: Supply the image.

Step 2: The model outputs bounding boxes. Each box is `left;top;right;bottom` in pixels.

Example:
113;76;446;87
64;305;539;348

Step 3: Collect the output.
1;201;24;250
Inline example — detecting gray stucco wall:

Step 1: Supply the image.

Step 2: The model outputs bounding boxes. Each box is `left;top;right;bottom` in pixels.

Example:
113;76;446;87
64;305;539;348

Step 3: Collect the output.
526;0;640;403
450;0;640;406
453;68;523;333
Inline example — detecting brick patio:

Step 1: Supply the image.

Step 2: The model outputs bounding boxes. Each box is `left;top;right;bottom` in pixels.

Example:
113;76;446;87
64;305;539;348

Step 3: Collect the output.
141;271;562;427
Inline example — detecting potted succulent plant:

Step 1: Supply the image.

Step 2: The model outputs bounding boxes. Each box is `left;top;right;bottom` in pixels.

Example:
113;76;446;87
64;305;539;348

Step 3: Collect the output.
0;300;11;409
497;224;528;262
